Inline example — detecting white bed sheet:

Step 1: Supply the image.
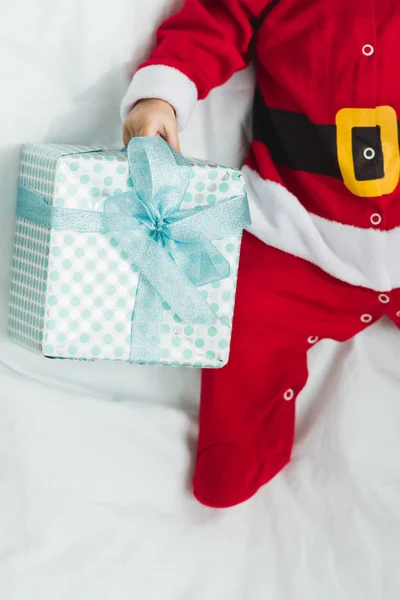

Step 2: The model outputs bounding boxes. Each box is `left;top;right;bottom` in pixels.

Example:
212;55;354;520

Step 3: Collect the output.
1;1;400;599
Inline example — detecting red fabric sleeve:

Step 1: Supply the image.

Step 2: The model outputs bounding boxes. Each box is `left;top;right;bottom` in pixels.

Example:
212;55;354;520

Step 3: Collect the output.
142;0;270;99
121;0;270;128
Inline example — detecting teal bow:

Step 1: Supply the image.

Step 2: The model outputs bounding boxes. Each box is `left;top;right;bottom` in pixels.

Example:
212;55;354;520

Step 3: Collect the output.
17;137;250;364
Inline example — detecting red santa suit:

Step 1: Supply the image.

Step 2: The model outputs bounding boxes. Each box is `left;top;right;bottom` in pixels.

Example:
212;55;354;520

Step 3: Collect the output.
121;0;400;507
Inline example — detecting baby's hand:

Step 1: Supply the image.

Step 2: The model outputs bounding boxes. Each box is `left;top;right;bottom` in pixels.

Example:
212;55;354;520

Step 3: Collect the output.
123;98;180;153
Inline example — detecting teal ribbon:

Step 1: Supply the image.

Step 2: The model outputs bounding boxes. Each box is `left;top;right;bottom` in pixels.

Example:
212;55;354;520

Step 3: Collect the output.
17;137;250;363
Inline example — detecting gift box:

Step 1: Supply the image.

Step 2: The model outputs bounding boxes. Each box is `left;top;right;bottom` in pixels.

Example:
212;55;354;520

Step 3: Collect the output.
8;138;250;368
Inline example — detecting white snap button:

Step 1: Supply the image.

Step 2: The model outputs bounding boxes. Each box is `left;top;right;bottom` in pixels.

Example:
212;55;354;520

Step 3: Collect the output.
378;294;390;304
362;44;374;56
307;336;319;344
397;311;400;318
370;213;382;226
363;147;375;160
284;389;294;401
361;314;373;323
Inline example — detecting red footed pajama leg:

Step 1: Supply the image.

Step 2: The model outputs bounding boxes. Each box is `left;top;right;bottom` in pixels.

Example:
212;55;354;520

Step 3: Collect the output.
193;234;310;508
194;345;308;508
192;232;384;508
192;230;382;508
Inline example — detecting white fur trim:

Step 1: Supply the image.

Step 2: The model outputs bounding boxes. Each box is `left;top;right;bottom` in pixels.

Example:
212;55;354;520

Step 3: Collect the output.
243;166;400;292
120;65;198;131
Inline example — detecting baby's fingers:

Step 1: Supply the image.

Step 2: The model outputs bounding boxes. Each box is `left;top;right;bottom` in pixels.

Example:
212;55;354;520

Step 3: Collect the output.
164;126;181;153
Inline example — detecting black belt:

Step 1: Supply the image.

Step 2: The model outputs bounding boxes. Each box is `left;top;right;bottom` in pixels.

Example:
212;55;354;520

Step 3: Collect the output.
252;88;400;184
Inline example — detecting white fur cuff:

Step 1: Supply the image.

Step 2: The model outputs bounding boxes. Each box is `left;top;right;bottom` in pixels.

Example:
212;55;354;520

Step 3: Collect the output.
120;65;198;131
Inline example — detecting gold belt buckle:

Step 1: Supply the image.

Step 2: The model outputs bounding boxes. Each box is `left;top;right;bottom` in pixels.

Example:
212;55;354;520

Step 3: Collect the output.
336;106;400;197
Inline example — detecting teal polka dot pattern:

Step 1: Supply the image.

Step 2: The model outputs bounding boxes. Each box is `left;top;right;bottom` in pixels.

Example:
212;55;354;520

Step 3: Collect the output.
155;159;245;367
9;144;246;367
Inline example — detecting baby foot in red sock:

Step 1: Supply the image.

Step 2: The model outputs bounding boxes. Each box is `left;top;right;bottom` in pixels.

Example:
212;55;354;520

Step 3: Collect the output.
193;443;261;508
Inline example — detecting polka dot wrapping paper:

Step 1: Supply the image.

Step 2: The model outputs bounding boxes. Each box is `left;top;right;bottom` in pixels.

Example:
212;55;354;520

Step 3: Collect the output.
7;143;247;368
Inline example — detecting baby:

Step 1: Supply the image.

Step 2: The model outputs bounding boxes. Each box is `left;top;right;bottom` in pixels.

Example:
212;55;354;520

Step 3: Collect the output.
121;0;400;508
